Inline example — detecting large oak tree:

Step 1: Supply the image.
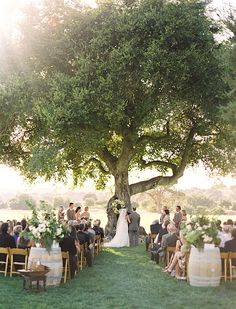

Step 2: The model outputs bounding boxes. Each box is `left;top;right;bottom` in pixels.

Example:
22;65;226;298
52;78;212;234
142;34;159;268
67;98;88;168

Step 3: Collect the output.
0;0;233;233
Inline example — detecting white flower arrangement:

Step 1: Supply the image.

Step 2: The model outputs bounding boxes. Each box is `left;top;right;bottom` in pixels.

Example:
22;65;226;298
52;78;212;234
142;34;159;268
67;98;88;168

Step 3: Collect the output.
20;202;69;251
111;199;126;214
181;215;220;249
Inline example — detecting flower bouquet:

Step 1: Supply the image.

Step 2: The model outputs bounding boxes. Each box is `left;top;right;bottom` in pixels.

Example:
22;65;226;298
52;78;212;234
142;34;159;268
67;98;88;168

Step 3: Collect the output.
181;215;220;249
111;199;126;214
20;202;69;251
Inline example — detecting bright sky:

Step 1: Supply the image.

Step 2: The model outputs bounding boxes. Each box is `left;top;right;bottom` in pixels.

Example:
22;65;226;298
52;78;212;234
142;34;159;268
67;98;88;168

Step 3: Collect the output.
0;0;235;193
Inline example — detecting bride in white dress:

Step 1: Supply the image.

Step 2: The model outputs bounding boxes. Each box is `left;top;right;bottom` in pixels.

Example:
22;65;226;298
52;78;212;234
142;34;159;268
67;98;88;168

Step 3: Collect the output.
104;208;130;247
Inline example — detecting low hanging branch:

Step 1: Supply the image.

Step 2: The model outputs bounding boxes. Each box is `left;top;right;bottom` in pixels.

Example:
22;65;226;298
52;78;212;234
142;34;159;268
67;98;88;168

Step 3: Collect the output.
129;125;197;196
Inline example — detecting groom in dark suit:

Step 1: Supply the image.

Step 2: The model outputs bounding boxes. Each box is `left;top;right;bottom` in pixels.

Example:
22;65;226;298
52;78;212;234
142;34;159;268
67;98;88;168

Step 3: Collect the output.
128;207;140;246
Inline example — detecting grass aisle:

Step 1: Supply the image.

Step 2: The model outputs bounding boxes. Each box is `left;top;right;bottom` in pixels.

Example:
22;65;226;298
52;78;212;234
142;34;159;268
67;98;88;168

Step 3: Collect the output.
0;245;236;309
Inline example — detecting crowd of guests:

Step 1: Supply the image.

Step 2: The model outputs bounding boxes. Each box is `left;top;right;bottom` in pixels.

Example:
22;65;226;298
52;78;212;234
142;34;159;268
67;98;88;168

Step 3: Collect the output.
0;202;104;279
147;205;236;280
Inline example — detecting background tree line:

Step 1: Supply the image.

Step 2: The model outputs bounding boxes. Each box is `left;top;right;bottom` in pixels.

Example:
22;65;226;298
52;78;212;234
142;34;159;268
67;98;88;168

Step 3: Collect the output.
1;183;236;216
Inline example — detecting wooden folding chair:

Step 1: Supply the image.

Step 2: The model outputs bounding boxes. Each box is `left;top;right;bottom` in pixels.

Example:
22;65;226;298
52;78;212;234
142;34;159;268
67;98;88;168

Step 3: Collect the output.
166;246;176;266
94;235;101;256
184;252;190;282
9;248;28;277
0;247;10;277
79;244;86;270
220;252;229;282
61;251;71;283
229;252;236;281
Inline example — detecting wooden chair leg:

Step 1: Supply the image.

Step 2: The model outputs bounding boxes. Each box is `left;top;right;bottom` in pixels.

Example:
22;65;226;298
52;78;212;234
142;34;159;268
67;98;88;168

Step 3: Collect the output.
5;255;9;277
230;260;232;282
10;256;13;277
224;259;227;282
64;260;67;283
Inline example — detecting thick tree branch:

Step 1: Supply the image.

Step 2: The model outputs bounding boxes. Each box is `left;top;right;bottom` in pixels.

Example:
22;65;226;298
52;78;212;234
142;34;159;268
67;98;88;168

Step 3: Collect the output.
130;175;177;195
98;146;117;173
130;126;197;196
140;158;178;174
174;126;197;178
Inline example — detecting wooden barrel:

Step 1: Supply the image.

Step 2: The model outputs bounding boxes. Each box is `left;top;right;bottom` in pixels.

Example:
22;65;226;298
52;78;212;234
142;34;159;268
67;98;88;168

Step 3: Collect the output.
29;247;63;286
188;245;221;287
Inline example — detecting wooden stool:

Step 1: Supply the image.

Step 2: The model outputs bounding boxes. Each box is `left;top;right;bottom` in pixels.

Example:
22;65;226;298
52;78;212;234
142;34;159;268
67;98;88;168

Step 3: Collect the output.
18;268;49;292
22;273;47;292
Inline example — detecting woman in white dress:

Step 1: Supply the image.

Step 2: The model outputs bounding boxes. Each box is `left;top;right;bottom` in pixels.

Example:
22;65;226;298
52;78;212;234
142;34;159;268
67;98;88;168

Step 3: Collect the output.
104;209;130;247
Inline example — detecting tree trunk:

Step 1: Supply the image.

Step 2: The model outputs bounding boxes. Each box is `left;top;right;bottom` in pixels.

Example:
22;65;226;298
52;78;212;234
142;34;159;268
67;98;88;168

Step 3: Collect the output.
114;170;131;210
105;170;131;236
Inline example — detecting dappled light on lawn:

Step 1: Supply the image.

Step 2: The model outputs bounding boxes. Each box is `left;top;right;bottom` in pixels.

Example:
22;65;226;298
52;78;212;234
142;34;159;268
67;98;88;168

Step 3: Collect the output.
104;248;127;257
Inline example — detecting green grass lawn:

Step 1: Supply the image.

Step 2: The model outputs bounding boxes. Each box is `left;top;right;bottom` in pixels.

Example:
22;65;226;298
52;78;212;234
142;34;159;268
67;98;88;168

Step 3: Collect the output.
0;245;236;309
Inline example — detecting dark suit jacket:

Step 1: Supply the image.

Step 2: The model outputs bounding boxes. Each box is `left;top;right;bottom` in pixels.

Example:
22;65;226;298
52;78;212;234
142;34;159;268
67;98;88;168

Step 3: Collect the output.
150;223;161;234
93;226;104;239
59;236;77;256
77;231;90;247
157;228;168;244
224;238;236;266
0;232;16;261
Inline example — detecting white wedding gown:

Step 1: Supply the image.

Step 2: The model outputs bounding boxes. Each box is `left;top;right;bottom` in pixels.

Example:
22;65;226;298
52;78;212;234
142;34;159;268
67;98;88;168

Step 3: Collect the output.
104;209;130;247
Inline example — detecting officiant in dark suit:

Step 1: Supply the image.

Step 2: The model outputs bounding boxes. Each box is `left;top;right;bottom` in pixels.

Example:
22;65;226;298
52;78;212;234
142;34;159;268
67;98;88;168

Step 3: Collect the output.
128;207;140;246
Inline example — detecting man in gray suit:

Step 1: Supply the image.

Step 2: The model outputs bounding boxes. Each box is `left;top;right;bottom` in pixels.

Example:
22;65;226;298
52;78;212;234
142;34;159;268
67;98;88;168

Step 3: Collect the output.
66;202;76;221
128;207;140;246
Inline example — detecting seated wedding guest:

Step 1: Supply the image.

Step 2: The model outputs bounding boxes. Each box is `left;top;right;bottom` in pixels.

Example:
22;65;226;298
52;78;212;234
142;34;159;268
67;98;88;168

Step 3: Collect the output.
12;225;22;244
150;220;170;263
85;221;96;243
57;206;65;222
75;206;82;221
68;222;80;249
17;237;31;249
96;219;104;238
150;220;161;234
151;224;178;265
12;219;17;227
224;228;236;266
59;227;78;279
0;223;16;262
218;224;232;249
161;224;178;251
0;221;3;231
163;231;190;279
145;220;161;251
77;224;90;247
154;220;170;244
227;219;234;227
21;219;27;231
77;223;92;267
80;206;90;221
93;220;104;239
66;202;76;221
7;220;14;234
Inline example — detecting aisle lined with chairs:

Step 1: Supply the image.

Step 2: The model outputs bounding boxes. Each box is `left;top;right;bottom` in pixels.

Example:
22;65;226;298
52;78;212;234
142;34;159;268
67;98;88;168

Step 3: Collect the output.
1;245;236;308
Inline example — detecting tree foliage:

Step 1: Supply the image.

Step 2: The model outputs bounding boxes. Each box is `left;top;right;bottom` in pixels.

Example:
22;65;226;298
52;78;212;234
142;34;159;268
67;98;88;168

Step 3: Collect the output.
0;0;233;223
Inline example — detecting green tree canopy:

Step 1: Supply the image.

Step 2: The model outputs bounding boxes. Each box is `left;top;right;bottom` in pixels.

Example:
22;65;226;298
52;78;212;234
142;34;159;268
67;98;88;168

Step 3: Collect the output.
0;1;233;233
